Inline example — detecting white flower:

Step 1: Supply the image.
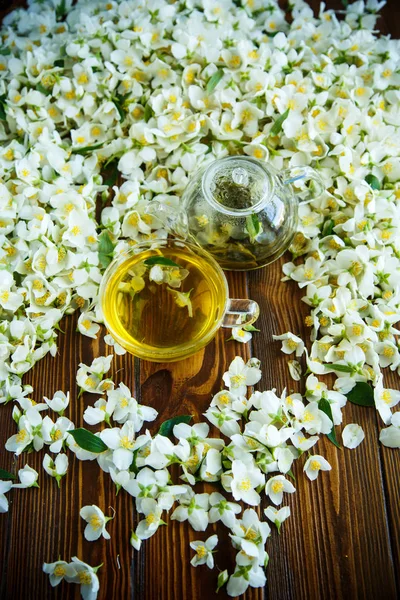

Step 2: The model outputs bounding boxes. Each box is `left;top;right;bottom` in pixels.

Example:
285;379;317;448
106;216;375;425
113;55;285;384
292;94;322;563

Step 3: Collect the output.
208;492;241;528
230;508;270;565
67;557;101;600
106;382;158;428
374;376;400;425
43;560;76;587
5;408;44;455
204;407;241;437
171;489;209;531
231;101;264;136
0;480;13;513
80;505;113;541
265;475;296;505
226;564;266;597
231;328;253;343
190;535;218;569
379;413;400;448
100;421;136;470
273;332;305;357
342;424;365;449
292;401;333;435
264;506;291;532
104;334;126;356
12;464;39;489
42;416;74;453
231;459;265;506
135;498;165;540
43;453;68;487
78;312;101;339
222;357;262;396
44;391;70;415
303;455;332;481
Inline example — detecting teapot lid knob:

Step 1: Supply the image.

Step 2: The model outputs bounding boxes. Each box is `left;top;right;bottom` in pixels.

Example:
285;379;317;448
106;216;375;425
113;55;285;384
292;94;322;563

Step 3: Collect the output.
202;156;273;215
232;167;249;187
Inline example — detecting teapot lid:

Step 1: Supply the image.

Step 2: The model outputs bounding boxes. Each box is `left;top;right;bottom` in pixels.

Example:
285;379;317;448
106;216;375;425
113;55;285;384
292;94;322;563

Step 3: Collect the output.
202;156;273;216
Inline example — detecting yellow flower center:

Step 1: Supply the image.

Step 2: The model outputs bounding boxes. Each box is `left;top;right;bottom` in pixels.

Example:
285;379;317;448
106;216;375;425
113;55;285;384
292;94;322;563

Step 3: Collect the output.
54;565;66;577
145;513;157;525
78;571;92;585
196;545;207;558
310;460;321;471
16;429;28;443
77;73;89;85
51;429;63;441
89;514;103;529
238;477;251;491
85;376;97;388
120;436;134;449
303;411;315;422
286;339;298;351
381;390;392;404
219;394;230;405
383;346;395;358
231;374;246;386
351;325;363;337
271;481;284;494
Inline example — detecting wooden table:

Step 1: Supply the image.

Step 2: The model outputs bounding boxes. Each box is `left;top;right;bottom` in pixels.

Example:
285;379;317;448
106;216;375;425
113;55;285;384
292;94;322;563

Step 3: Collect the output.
0;1;399;599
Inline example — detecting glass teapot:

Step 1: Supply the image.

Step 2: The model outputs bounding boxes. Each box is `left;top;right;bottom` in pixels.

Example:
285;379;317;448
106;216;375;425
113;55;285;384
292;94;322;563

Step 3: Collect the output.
152;156;324;270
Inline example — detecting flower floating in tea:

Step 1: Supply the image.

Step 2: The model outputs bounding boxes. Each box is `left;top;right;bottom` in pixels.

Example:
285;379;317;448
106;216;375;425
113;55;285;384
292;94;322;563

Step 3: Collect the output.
167;288;194;318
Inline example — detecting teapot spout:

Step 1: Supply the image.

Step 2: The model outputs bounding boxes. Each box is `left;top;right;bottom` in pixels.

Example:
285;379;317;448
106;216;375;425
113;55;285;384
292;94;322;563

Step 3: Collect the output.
281;166;324;201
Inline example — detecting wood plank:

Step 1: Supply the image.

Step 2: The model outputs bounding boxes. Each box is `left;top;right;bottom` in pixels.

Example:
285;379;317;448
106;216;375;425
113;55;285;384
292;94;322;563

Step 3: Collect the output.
134;271;264;600
1;315;135;599
374;369;400;595
247;258;398;600
0;2;399;600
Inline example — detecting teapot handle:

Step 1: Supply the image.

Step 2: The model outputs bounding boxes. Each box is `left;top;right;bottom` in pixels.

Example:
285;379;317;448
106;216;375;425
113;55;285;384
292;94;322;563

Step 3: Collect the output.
144;200;189;239
282;166;324;202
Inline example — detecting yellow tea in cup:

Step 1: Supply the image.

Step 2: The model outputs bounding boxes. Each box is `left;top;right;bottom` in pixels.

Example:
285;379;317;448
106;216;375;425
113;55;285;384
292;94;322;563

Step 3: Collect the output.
100;239;258;362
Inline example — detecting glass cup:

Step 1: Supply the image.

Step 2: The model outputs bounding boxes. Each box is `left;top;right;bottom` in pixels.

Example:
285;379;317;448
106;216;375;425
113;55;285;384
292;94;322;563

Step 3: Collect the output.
100;238;259;362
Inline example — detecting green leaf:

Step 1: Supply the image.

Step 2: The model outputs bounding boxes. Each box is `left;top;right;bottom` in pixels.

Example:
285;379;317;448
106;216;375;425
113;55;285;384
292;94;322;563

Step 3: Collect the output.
98;231;115;269
113;96;127;121
319;398;341;448
37;83;51;96
243;324;260;332
287;468;296;482
216;570;228;593
69;428;108;453
0;48;11;56
365;174;381;190
322;219;334;237
56;0;67;20
144;256;180;268
246;213;261;243
102;158;119;188
143;103;153;123
0;468;16;480
325;363;354;373
270;108;290;136
346;382;374;407
206;69;224;94
54;59;65;68
71;142;105;155
0;96;7;121
158;415;192;437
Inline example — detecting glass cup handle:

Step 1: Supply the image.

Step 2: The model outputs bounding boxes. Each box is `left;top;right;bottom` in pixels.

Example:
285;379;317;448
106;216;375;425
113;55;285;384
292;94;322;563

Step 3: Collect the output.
222;299;260;328
282;166;324;202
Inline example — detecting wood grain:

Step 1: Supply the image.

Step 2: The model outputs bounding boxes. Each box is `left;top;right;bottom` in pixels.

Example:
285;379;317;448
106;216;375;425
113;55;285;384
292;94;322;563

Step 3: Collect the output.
0;1;399;600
